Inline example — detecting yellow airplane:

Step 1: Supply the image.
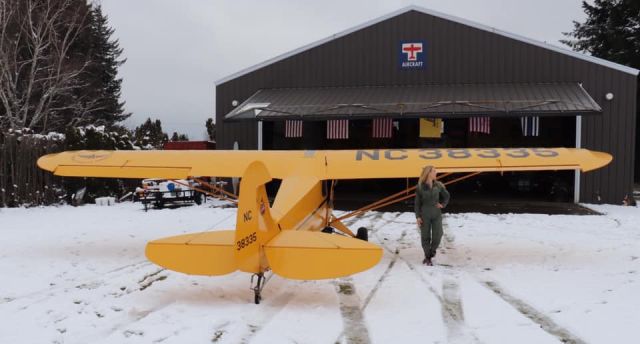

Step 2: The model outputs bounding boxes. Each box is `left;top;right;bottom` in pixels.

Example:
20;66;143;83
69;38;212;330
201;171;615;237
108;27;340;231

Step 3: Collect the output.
38;147;611;303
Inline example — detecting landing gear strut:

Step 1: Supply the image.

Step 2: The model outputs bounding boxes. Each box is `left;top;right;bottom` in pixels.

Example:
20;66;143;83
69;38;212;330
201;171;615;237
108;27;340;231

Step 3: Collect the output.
250;273;265;304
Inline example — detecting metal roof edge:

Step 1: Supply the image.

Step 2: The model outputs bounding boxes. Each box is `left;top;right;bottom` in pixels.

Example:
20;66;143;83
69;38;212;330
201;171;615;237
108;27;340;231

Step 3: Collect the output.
415;5;639;76
215;5;638;85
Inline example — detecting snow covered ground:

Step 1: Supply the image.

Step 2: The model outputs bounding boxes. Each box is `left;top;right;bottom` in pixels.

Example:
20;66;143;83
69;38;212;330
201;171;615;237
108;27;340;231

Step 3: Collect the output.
0;201;638;343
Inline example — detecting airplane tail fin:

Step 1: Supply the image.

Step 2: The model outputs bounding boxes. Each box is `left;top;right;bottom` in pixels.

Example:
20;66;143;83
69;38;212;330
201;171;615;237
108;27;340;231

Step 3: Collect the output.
145;160;278;276
235;161;277;273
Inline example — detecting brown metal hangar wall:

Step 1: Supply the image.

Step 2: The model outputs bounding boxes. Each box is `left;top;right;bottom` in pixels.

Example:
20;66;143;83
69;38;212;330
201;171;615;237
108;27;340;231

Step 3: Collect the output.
215;9;637;204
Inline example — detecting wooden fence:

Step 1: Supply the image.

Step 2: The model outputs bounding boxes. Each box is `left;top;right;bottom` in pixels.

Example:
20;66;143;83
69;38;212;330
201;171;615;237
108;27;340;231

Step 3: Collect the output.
0;133;64;207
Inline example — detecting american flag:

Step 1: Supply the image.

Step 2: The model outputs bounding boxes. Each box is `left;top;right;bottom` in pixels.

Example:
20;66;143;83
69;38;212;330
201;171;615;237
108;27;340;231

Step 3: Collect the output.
285;120;303;138
372;118;393;138
521;116;540;136
327;119;349;139
469;117;491;134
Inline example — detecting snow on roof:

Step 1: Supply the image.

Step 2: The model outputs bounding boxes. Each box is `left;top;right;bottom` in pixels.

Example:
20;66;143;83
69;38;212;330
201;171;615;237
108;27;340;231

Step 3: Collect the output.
215;5;639;85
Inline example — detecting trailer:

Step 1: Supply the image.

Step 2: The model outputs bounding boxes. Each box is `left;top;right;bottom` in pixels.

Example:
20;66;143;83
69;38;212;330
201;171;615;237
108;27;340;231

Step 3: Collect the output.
134;179;203;211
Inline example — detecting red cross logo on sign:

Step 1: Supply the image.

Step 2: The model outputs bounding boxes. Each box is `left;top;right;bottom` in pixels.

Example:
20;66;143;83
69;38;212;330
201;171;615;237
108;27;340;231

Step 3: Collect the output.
402;43;423;61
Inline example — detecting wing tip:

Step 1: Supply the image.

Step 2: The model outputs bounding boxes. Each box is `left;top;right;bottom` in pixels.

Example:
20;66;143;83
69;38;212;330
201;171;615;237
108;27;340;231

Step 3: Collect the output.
581;150;613;172
37;153;59;173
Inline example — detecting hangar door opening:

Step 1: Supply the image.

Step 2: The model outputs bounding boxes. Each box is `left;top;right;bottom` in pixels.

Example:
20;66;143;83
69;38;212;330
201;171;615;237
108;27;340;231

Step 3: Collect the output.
225;83;600;211
440;116;578;208
261;115;578;210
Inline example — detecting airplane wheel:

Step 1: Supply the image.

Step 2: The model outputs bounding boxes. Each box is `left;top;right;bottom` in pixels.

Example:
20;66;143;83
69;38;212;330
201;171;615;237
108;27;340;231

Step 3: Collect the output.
321;226;334;234
356;227;368;241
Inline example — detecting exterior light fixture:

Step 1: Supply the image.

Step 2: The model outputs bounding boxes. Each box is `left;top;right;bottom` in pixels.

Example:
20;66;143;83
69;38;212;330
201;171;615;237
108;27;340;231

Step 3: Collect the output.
605;93;614;101
232;100;239;106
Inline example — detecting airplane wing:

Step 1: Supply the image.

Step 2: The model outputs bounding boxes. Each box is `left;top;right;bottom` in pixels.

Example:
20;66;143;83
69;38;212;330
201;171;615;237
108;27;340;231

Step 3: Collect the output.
37;147;612;180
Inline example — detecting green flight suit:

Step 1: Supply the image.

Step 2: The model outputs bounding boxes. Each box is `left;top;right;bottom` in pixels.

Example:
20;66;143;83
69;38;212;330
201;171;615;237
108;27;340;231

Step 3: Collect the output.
414;181;450;259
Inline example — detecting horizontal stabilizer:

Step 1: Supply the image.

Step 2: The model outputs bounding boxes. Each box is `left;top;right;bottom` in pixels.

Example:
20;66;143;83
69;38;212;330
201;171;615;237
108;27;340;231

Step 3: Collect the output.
146;230;237;276
264;231;382;280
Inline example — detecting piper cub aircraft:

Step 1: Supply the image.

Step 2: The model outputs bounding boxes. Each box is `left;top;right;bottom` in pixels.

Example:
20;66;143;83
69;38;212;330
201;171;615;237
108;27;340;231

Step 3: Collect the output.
38;147;611;303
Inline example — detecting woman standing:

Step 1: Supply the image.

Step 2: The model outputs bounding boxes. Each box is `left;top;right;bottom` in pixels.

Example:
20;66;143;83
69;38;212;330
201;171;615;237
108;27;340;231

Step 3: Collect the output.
414;165;450;266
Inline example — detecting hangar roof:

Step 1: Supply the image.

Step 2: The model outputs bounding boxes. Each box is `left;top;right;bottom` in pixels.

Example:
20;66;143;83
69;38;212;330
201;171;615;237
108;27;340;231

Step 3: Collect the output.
224;83;602;121
216;5;638;86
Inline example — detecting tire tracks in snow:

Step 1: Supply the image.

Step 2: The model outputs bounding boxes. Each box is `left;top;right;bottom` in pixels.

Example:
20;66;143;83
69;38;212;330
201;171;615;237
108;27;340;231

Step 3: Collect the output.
333;212;477;343
1;260;153;311
3;209;237;310
331;212;389;344
443;218;585;344
334;277;372;344
481;280;587;344
332;251;399;344
204;274;294;344
368;213;479;343
237;285;294;344
441;218;587;344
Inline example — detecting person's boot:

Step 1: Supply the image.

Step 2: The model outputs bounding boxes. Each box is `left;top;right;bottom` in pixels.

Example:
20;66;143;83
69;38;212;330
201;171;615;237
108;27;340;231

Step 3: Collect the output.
422;257;428;265
426;257;433;266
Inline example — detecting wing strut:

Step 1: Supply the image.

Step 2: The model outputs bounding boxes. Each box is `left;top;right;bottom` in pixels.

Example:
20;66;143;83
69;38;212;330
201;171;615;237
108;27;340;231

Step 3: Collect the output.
331;172;482;224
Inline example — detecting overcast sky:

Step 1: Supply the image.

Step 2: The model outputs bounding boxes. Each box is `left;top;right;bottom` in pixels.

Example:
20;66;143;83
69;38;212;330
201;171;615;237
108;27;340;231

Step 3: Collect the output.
100;0;588;140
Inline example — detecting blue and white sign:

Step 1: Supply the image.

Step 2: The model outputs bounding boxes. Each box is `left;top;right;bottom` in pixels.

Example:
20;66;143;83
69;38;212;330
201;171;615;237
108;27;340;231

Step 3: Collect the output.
399;41;425;69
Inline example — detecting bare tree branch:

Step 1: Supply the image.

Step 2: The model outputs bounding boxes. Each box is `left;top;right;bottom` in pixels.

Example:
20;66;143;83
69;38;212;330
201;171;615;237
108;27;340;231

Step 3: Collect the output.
0;0;90;133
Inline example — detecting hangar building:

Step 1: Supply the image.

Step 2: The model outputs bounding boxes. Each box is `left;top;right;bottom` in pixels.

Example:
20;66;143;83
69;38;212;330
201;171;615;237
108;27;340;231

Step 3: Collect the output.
215;6;638;205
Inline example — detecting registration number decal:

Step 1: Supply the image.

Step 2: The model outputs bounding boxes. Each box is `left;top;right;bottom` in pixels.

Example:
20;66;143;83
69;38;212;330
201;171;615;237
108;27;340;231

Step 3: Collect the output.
355;148;559;161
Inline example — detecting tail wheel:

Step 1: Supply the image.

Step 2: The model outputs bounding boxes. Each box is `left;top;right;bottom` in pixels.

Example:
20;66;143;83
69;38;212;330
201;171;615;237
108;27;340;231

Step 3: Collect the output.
356;227;368;241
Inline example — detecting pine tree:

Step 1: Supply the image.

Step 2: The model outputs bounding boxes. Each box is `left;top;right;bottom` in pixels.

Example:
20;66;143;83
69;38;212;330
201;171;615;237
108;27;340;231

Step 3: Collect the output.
170;132;189;141
134;118;168;149
562;0;640;68
81;4;129;127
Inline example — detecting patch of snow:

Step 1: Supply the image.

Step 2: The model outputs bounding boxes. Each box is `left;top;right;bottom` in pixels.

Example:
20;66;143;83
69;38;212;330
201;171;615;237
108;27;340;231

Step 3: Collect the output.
0;202;638;343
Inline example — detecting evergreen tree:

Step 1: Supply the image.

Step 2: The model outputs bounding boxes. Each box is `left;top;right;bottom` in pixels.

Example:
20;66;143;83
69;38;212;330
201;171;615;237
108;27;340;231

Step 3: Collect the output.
133;118;168;149
206;118;216;141
562;0;640;68
80;4;129;127
170;132;189;141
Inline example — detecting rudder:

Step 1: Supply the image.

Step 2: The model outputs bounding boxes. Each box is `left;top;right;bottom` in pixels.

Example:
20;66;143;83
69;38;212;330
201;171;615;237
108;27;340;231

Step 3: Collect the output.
235;160;277;273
